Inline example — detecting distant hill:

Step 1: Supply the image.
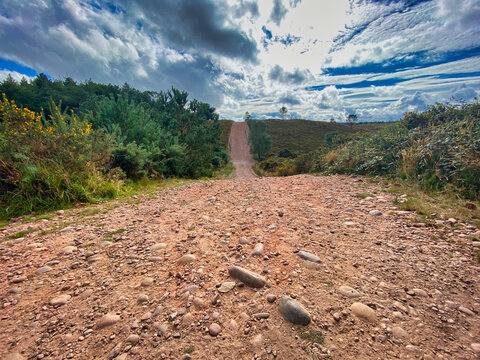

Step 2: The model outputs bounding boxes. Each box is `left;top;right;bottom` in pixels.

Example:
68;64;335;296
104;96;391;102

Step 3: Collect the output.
261;119;391;155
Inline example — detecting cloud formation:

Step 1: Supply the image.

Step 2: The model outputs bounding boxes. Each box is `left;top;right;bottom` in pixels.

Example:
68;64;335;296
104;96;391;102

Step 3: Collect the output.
0;0;478;121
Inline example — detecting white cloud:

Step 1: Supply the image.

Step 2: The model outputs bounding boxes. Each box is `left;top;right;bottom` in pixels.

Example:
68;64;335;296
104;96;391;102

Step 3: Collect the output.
0;69;34;82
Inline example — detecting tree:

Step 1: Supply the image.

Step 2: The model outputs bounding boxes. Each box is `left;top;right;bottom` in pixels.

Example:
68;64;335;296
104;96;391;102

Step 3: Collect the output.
346;113;358;128
279;106;288;120
330;117;335;123
244;111;252;121
249;120;272;160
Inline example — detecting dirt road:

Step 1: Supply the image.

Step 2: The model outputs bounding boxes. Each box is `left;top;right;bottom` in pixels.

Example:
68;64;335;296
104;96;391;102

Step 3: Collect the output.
228;122;256;179
1;175;479;359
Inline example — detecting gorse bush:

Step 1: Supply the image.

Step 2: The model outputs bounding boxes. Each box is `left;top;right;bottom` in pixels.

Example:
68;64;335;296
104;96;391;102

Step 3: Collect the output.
0;75;229;219
0;94;116;217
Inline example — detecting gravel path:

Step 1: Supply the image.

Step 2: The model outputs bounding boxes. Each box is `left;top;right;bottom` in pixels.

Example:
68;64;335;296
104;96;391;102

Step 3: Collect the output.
1;175;479;359
228;122;256;179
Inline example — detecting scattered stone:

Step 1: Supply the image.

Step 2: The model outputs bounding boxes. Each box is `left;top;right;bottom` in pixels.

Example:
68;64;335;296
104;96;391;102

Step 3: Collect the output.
125;334;140;344
228;266;266;288
209;323;221;336
338;285;361;298
35;266;52;275
96;314;121;329
251;243;264;256
192;297;205;309
87;255;103;263
392;326;409;340
61;246;77;255
239;237;249;244
412;288;428;297
298;250;322;264
218;281;236;293
10;276;27;284
459;306;475;316
351;303;377;322
267;294;277;303
4;353;25;360
471;343;480;353
137;294;149;303
141;277;154;287
177;254;195;265
333;312;341;322
251;334;264;347
369;210;382;216
253;312;270;319
151;243;167;251
79;288;93;299
278;296;311;325
50;294;71;306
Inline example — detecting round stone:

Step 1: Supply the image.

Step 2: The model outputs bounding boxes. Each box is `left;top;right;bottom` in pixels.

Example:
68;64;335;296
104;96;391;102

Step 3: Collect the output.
50;294;71;306
209;323;221;336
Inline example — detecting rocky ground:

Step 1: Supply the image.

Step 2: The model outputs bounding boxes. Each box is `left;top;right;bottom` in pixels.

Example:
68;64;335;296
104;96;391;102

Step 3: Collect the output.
1;174;480;360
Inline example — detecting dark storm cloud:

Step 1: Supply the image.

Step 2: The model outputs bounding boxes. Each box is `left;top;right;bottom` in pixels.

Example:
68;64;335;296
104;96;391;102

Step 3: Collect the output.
269;65;308;84
234;0;260;18
278;94;302;105
124;0;258;61
270;0;288;25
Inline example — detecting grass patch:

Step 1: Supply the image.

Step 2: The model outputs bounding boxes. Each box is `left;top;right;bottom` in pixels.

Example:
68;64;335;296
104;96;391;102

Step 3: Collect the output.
79;208;101;216
8;229;35;239
183;346;195;354
212;162;235;179
475;250;480;263
298;329;324;345
387;180;480;227
104;228;126;241
0;220;10;229
355;192;374;199
96;223;106;227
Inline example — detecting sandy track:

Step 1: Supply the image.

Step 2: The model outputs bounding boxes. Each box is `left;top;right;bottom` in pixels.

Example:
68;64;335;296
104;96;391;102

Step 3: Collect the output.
1;175;479;359
228;122;256;179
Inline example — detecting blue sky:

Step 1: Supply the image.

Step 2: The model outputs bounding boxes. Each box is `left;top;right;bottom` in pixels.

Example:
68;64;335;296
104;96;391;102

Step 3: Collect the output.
0;0;479;121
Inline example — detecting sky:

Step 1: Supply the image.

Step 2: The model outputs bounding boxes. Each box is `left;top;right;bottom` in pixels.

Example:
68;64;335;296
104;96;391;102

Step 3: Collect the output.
0;0;479;122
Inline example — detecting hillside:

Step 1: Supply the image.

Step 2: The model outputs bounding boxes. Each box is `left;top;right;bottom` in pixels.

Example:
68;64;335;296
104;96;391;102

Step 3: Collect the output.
262;119;390;155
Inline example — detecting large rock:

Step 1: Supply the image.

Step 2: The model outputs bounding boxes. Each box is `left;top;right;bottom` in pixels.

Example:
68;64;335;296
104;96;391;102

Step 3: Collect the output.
351;302;377;322
278;296;311;325
228;266;266;288
298;250;322;264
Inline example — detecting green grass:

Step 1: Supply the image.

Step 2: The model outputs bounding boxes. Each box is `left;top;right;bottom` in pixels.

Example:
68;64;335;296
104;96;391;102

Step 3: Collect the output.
79;208;101;216
386;180;480;227
0;220;9;229
183;346;195;354
355;192;375;199
263;119;390;155
103;228;126;241
8;229;35;239
298;329;324;344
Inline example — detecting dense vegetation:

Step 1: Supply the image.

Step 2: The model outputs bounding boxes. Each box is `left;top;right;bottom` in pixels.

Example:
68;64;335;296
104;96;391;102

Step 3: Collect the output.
0;74;228;219
255;101;480;200
248;120;272;160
